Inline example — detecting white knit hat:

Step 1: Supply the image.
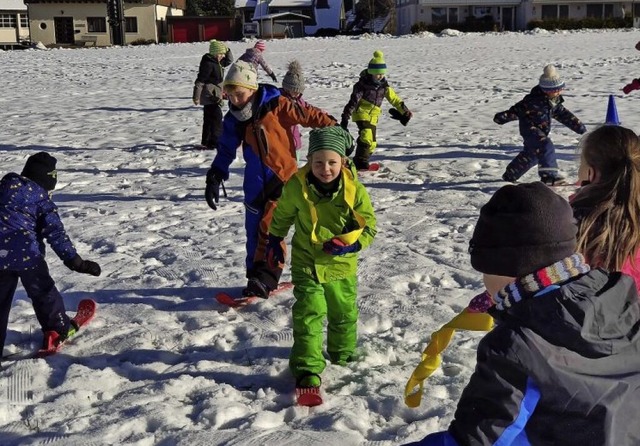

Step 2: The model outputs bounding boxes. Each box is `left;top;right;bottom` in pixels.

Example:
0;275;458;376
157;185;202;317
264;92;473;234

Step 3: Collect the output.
539;64;565;93
223;61;258;90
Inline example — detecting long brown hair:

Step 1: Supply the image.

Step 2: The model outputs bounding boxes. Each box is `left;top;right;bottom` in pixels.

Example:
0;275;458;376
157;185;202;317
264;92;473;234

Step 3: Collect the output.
572;125;640;270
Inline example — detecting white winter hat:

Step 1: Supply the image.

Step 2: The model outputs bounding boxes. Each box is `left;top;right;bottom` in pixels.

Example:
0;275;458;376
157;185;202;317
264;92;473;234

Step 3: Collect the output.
539;64;565;93
223;61;258;90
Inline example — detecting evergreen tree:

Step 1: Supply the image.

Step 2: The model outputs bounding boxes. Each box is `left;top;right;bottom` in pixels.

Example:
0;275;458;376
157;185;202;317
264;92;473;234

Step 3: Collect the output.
187;0;236;17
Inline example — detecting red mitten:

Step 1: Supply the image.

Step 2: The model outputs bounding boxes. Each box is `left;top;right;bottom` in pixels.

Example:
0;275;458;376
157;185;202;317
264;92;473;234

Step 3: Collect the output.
622;79;640;94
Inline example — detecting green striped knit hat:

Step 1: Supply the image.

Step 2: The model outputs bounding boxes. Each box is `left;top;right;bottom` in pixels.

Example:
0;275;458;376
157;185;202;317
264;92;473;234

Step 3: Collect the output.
308;126;354;157
209;39;227;56
367;50;387;75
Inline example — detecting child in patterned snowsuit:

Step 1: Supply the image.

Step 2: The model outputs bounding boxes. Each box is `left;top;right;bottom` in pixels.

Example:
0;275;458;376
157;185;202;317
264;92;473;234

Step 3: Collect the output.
265;126;377;389
0;152;101;355
494;64;586;185
192;40;233;149
238;40;277;83
341;50;412;171
280;60;308;162
204;61;336;300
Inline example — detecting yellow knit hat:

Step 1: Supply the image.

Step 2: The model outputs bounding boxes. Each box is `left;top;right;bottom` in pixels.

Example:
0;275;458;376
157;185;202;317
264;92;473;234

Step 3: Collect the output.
208;40;227;56
367;50;387;75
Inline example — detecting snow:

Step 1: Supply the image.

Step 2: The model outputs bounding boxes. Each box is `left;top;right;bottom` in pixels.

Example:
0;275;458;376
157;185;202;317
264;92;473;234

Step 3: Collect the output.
1;28;639;445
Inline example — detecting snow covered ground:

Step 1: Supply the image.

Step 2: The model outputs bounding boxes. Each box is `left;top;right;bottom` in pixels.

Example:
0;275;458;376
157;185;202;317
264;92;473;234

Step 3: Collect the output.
1;28;640;445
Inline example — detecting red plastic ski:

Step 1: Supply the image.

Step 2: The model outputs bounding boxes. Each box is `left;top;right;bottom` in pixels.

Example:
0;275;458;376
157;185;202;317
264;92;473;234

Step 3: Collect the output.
37;299;97;357
216;282;293;308
296;386;323;407
358;163;380;173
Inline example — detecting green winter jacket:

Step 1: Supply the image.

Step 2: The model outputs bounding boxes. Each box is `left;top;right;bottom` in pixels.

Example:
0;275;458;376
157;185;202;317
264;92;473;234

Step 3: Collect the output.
269;165;377;283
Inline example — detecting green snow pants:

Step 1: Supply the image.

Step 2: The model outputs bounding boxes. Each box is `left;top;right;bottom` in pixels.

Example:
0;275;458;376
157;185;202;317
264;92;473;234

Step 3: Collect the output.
289;274;358;380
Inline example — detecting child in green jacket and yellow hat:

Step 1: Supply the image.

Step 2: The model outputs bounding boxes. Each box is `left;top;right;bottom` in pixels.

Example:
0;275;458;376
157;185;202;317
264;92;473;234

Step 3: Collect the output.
266;126;377;401
341;50;412;170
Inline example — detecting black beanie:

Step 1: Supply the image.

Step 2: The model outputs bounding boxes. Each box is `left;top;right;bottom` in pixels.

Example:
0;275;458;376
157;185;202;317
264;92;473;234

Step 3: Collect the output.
21;152;58;191
469;182;577;277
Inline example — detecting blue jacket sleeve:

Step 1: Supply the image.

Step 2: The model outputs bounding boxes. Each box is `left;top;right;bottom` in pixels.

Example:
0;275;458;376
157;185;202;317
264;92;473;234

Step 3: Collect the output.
38;199;77;262
402;431;460;446
212;114;243;180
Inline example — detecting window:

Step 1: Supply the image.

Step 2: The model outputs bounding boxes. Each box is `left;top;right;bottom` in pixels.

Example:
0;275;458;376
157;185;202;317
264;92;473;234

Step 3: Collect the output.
431;7;446;25
541;5;568;20
473;6;491;18
586;4;612;18
87;17;106;33
20;14;28;28
0;14;17;28
432;7;458;24
449;8;458;23
125;17;137;33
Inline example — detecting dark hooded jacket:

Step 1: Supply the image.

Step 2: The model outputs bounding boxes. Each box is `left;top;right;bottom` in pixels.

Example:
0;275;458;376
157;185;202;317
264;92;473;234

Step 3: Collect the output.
493;86;586;148
406;269;640;446
0;173;77;271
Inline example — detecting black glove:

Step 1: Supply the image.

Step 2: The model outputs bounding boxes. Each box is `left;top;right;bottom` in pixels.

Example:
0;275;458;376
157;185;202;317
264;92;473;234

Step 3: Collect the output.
64;254;101;277
205;167;225;211
340;116;349;130
389;108;411;126
270;72;278;83
266;234;285;270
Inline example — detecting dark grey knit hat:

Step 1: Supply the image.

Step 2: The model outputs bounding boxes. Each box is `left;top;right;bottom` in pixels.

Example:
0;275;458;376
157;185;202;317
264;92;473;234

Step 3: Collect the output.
282;60;305;95
21;152;58;191
469;182;577;277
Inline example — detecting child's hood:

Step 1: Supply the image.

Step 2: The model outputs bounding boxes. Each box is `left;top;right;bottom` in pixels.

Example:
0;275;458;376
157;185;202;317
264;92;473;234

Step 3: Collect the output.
498;269;640;357
0;172;49;206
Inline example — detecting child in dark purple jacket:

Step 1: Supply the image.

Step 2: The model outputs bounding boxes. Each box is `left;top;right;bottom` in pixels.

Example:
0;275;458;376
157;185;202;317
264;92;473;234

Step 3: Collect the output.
494;64;586;185
0;152;101;356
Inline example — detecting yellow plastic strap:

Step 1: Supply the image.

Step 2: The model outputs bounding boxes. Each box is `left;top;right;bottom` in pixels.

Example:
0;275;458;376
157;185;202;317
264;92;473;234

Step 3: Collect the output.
298;165;365;246
404;309;494;408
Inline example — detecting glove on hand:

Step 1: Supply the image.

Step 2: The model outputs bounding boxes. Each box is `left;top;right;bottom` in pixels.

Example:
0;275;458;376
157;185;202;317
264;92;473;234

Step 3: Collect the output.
270;73;278;83
622;79;640;94
467;290;494;313
340;116;349;130
322;238;360;256
389;108;411;126
493;112;506;125
64;254;101;277
266;234;285;270
205;167;224;211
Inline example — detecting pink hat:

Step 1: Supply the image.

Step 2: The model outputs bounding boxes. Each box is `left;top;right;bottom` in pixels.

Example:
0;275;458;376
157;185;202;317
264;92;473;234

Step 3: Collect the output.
254;40;266;52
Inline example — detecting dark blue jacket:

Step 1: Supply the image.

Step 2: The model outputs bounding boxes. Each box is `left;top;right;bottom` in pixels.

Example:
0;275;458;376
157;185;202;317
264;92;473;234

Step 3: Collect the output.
0;173;76;271
494;86;586;147
404;269;640;446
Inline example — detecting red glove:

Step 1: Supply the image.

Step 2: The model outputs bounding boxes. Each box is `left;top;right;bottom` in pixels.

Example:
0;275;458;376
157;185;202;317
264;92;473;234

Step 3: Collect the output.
622;79;640;94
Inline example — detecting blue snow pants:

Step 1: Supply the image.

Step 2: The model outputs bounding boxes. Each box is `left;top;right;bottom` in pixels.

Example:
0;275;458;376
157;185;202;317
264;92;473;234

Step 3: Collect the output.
503;138;559;181
0;260;70;353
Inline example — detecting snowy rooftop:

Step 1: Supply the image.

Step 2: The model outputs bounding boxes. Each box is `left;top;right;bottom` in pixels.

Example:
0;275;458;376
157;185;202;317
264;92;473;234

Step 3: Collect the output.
234;0;256;8
268;0;313;7
0;0;27;11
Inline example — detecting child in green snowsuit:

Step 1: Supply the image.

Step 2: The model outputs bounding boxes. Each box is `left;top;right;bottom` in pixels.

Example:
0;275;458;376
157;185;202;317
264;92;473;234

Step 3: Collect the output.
266;126;377;389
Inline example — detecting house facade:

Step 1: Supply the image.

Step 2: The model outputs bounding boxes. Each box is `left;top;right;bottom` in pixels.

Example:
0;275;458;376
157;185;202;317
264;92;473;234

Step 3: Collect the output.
1;0;29;48
395;0;632;34
24;0;185;47
236;0;346;37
